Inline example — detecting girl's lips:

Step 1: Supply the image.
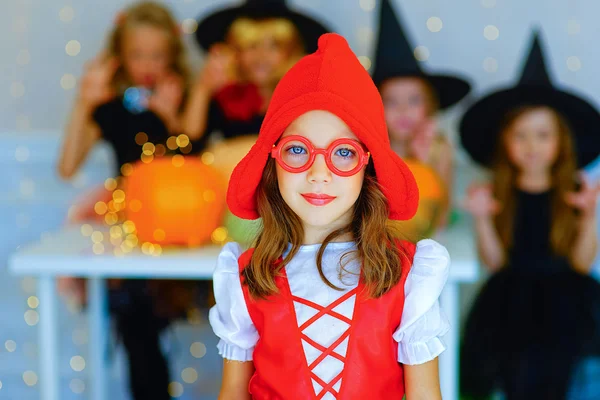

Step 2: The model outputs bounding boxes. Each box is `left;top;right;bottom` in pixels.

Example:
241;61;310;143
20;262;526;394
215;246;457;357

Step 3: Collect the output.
301;193;336;206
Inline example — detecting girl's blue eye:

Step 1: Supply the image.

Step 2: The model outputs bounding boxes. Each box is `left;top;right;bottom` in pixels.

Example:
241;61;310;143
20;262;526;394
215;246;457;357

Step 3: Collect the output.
335;148;356;158
286;146;306;155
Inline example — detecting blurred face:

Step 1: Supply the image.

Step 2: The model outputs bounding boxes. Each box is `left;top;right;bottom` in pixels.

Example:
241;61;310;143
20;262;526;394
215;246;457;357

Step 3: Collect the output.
504;107;560;174
381;77;431;141
238;36;288;87
122;24;172;88
275;111;367;241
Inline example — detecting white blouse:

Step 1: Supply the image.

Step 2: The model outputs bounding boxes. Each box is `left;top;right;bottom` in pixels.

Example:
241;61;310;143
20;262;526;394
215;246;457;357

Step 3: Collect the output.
209;239;450;395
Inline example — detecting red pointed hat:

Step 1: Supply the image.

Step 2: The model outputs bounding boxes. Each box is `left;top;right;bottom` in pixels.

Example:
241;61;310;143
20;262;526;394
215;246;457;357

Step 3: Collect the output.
227;33;418;220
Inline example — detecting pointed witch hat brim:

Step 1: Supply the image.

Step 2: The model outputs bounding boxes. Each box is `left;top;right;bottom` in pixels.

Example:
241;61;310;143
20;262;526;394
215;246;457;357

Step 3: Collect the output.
459;31;600;168
194;0;330;53
372;0;470;109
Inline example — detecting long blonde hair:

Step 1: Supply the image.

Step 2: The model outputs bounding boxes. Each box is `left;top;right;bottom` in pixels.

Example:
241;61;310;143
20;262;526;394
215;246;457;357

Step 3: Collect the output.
242;158;412;299
106;1;189;94
493;105;578;258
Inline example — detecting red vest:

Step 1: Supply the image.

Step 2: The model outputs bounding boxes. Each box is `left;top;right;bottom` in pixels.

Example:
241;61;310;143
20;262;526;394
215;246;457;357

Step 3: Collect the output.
237;241;416;400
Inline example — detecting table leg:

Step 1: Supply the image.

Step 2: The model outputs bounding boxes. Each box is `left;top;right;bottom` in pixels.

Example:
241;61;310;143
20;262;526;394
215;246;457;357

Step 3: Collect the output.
38;276;60;400
440;282;459;400
88;278;108;400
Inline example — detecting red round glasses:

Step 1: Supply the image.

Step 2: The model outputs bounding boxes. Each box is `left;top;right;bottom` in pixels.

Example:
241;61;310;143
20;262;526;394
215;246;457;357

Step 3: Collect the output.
271;135;370;177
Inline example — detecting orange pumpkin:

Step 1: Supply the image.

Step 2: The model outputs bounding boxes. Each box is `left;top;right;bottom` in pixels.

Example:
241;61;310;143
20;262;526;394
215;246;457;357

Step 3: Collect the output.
123;156;227;246
397;159;446;240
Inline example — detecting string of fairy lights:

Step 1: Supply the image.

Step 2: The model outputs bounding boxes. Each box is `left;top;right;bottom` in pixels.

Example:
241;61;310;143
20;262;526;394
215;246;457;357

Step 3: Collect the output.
1;0;589;397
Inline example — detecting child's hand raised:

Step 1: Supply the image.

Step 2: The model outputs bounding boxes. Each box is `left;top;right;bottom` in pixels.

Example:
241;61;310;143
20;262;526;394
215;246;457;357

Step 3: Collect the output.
564;175;600;216
79;53;119;109
410;119;436;163
148;74;184;126
196;43;236;94
462;183;501;218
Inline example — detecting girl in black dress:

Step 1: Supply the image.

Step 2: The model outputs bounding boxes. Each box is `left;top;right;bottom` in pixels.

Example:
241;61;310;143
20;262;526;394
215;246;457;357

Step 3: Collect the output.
57;3;199;399
459;32;600;399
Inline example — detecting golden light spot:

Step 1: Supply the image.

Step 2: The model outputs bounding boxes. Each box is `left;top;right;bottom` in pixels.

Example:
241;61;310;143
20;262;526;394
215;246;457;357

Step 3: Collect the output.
114;247;124;257
172;154;185;167
135;132;148;145
166;136;178;150
176;134;190;148
27;296;39;309
168;382;183;397
112;189;126;203
110;236;122;247
70;355;86;372
201;152;215;165
203;190;216;203
70;378;85;394
359;0;375;12
59;6;75;22
142;142;155;155
484;25;500;41
15;146;30;162
414;46;430;61
141;242;155;255
426;17;443;32
81;224;93;236
91;231;104;243
61;74;77;90
129;199;142;212
121;163;134;176
104;212;119;226
141;153;154;164
153;229;166;241
104;178;117;191
358;56;372;70
92;243;105;255
125;234;139;248
65;40;81;56
110;225;123;238
155;144;166;157
22;371;38;386
24;310;39;326
567;56;582;71
152;244;162;257
5;340;16;352
181;367;198;384
190;342;207;358
182;19;198;34
94;202;108;215
211;227;228;243
122;221;136;234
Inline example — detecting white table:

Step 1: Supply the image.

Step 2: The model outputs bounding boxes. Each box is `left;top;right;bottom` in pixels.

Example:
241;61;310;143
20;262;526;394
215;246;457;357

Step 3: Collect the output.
9;217;479;400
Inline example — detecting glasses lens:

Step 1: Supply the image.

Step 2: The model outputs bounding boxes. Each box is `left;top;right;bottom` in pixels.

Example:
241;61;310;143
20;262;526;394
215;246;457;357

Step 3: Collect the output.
330;142;361;172
280;140;311;169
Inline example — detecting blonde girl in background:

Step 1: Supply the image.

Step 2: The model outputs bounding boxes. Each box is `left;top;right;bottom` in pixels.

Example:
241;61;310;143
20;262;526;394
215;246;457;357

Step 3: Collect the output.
57;3;200;399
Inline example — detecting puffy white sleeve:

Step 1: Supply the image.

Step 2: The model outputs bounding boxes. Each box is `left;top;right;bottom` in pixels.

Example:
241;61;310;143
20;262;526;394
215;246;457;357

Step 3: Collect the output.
393;239;451;365
208;242;258;361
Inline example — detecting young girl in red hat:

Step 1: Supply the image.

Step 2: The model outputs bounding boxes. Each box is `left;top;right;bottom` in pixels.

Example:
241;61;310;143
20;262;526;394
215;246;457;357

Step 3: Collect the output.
209;33;451;400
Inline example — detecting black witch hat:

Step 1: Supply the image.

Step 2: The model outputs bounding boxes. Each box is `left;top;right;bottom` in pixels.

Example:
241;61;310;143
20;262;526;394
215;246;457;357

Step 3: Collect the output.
460;31;600;167
372;0;470;109
194;0;330;53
